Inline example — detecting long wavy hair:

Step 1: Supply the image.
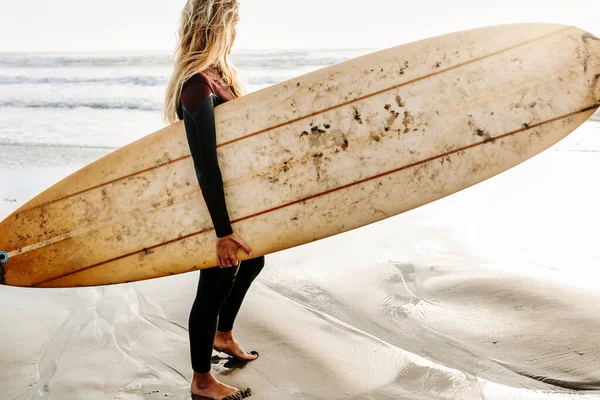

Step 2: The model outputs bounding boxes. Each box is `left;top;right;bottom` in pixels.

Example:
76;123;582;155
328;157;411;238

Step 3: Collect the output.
163;0;245;123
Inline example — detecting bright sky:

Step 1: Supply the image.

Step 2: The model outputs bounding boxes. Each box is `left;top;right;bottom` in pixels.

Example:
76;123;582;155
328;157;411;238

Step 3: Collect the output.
0;0;598;52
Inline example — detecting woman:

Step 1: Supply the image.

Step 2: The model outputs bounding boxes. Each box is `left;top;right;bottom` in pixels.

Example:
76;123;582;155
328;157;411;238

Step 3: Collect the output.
163;1;263;399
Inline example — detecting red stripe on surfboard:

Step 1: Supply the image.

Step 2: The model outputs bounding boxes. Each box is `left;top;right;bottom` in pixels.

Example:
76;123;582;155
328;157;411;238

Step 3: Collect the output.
16;27;572;216
30;103;599;287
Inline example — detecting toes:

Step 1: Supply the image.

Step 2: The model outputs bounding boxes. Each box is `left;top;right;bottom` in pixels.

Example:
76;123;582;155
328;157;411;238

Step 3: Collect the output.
221;391;241;400
222;388;251;400
238;350;257;361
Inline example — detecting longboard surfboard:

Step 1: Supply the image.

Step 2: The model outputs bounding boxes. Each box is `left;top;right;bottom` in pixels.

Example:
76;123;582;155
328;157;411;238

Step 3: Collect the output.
1;23;599;288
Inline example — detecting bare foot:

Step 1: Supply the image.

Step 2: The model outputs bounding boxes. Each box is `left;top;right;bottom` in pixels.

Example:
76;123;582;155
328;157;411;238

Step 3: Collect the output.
214;330;259;362
191;370;242;400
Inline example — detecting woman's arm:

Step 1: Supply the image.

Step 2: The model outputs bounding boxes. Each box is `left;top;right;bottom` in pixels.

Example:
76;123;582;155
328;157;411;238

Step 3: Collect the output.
181;80;234;238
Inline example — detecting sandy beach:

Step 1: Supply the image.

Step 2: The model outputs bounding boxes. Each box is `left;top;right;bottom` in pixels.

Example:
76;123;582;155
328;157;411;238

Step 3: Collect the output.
1;117;599;399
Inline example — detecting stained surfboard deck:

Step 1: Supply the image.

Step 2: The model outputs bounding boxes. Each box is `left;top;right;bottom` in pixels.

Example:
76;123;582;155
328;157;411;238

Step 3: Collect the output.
1;23;599;288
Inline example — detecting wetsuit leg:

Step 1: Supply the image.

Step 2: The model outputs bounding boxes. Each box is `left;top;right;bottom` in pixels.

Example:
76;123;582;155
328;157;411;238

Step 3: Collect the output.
217;256;265;333
189;264;240;373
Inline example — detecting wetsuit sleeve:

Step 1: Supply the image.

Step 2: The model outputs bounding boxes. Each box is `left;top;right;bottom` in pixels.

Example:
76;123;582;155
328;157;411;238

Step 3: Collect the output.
181;81;234;238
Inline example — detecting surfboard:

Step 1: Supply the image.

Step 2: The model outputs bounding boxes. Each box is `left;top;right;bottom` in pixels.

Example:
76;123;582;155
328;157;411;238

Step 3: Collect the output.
1;23;599;288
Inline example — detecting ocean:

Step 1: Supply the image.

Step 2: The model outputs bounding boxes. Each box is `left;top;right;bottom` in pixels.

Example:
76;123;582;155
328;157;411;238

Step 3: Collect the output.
1;50;600;400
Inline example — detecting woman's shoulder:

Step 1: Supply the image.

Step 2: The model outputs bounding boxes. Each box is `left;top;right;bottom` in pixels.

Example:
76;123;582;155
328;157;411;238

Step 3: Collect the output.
182;70;216;93
180;70;219;114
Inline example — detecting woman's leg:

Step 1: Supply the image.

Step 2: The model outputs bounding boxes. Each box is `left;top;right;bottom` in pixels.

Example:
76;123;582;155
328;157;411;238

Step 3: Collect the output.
217;256;265;332
189;265;239;373
213;256;264;360
189;265;255;399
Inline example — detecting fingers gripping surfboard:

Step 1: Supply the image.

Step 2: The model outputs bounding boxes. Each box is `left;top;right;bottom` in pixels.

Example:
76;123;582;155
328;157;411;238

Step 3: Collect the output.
0;23;599;288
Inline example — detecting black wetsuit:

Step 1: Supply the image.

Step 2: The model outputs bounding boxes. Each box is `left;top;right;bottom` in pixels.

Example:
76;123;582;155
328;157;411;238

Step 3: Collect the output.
178;69;264;374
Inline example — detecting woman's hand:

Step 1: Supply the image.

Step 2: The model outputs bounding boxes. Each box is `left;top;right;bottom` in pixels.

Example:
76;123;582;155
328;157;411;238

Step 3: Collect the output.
216;233;253;268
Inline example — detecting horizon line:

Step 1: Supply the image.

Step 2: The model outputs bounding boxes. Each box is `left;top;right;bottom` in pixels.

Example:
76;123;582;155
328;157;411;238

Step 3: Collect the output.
0;47;379;55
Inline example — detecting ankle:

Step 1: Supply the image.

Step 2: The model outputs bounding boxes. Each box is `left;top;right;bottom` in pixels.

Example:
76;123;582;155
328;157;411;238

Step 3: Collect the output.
193;371;217;388
216;329;234;341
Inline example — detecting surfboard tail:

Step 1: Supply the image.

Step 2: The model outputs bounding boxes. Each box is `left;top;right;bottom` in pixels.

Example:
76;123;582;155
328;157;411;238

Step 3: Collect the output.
0;251;6;284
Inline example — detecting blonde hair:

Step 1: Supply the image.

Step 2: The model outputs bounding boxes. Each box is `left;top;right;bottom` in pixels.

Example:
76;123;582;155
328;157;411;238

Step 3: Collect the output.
163;0;245;123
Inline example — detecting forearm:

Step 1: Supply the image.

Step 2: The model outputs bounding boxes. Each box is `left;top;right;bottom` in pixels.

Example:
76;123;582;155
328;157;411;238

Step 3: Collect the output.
197;165;233;238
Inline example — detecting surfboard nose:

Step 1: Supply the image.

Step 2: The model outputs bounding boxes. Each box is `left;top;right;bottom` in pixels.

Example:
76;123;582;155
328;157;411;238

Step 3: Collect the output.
595;67;600;106
582;30;600;105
